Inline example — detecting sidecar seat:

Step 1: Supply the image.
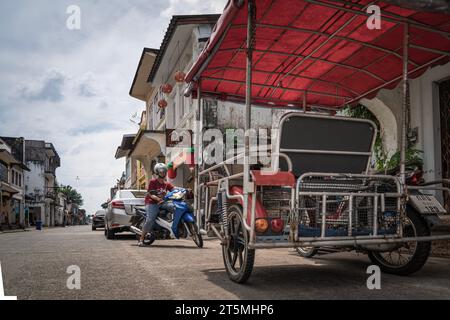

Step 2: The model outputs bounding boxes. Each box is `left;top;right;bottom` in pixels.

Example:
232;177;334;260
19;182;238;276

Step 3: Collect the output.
278;112;376;177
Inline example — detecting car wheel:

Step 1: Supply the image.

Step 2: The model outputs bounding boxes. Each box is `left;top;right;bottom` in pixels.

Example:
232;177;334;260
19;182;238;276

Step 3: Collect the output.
105;225;115;240
92;225;97;231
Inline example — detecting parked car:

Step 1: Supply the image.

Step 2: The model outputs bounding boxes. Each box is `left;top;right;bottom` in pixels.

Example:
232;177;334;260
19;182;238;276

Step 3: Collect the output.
104;189;146;239
92;210;106;230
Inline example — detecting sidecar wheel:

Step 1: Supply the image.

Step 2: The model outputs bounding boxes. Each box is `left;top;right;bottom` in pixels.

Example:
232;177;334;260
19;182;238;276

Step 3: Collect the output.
368;207;431;276
296;246;318;258
222;205;255;284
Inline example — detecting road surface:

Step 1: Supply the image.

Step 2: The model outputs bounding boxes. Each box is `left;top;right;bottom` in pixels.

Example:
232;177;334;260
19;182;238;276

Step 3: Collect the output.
0;225;449;299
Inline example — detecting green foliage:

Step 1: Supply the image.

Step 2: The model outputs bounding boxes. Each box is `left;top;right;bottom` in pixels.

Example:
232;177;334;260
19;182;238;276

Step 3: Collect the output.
57;184;84;206
385;148;424;171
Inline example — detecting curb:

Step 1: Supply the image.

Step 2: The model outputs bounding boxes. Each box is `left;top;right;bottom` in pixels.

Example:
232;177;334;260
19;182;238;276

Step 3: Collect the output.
0;229;32;234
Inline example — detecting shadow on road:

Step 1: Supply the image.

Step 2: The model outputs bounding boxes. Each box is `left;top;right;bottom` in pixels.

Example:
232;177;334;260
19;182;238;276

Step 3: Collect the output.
131;243;210;250
201;255;373;299
200;252;450;299
110;234;137;240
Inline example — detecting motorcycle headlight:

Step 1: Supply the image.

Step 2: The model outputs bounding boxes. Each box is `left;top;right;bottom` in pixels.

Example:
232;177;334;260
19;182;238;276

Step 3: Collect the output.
172;193;182;200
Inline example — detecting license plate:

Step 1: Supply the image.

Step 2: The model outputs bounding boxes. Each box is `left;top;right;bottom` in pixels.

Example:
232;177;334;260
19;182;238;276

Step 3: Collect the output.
409;194;447;214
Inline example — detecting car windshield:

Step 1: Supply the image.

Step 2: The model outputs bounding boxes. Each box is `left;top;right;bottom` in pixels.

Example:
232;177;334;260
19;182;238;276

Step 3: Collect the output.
119;190;146;198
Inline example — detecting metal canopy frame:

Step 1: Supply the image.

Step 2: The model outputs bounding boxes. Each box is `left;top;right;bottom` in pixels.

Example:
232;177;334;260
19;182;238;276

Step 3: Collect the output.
189;1;450;109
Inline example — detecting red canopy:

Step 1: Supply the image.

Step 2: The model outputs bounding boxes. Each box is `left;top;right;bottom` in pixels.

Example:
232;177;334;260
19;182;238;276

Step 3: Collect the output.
186;0;450;109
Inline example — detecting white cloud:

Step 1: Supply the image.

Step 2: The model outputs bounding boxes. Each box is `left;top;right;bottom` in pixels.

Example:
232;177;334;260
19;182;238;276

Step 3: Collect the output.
161;0;226;18
17;69;67;102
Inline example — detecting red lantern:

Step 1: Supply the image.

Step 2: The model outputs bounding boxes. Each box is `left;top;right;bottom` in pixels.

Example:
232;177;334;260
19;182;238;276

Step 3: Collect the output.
161;83;173;94
158;99;168;109
174;70;186;83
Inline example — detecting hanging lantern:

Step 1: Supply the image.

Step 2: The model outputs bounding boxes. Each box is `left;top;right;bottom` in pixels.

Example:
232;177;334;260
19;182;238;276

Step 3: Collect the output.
167;162;177;179
161;83;173;94
174;70;186;83
158;99;168;109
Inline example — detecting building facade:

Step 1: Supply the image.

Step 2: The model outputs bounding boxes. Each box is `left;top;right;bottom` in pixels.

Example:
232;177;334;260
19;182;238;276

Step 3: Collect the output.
24;140;61;227
361;62;450;210
0;137;29;228
118;14;277;191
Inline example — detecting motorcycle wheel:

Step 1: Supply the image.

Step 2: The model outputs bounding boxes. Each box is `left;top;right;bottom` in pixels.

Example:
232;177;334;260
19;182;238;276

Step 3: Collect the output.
135;220;156;246
368;207;431;276
296;246;318;258
143;233;156;246
186;222;203;248
222;204;255;284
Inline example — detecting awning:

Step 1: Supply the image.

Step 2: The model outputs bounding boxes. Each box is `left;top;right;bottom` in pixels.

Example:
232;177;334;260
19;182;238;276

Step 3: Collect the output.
130;131;166;160
186;0;450;109
115;134;136;159
12;162;30;171
0;149;21;166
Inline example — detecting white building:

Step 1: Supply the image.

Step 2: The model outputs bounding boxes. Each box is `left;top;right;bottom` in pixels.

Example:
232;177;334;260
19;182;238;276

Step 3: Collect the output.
24;140;61;227
120;14;276;189
361;62;450;210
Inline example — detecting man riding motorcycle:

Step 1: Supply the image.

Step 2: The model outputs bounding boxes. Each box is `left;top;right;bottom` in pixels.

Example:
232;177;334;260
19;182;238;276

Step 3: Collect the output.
138;163;175;247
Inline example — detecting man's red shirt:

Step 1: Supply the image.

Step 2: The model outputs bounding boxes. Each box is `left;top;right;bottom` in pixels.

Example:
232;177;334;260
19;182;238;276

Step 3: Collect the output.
145;178;174;205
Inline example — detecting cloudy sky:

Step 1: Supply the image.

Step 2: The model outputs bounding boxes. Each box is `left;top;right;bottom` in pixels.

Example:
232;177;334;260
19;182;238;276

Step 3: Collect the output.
0;0;227;214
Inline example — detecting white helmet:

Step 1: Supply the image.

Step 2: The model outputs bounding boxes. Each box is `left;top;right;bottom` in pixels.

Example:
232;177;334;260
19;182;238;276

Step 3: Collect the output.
154;163;167;178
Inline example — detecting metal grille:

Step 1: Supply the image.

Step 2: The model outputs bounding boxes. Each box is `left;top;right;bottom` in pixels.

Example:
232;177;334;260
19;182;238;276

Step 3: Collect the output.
261;187;291;220
297;175;400;238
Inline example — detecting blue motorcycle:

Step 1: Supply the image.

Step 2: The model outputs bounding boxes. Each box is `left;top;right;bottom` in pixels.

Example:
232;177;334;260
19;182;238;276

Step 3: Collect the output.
130;188;203;248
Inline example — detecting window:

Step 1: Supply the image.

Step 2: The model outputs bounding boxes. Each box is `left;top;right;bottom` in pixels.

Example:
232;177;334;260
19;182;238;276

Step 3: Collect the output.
125;158;131;180
184;95;193;116
179;87;185;119
166;90;176;129
18;173;22;187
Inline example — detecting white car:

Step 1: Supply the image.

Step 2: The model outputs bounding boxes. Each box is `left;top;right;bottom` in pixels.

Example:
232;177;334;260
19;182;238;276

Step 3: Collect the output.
104;189;146;239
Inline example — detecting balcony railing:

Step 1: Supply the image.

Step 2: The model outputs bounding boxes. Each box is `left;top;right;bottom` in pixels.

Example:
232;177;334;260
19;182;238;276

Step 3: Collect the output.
45;189;56;199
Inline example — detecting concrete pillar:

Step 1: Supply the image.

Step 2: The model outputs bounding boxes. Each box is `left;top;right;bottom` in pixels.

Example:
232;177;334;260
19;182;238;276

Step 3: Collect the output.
360;96;399;158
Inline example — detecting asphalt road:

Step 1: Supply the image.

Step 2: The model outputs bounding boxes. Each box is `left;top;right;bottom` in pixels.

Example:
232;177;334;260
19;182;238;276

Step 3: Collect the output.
0;225;449;300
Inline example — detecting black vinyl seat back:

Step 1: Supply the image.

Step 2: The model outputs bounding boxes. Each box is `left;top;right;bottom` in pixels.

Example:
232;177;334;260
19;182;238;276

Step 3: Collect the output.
278;113;376;177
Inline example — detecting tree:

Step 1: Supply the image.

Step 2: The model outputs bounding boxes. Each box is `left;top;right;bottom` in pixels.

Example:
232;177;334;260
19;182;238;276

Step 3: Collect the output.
58;185;84;206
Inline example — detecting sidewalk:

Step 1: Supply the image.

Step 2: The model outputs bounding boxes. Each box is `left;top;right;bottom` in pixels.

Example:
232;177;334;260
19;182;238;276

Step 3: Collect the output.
0;228;33;234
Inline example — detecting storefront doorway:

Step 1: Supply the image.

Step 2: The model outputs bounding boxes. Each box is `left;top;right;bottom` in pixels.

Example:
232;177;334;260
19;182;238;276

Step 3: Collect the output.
439;79;450;211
